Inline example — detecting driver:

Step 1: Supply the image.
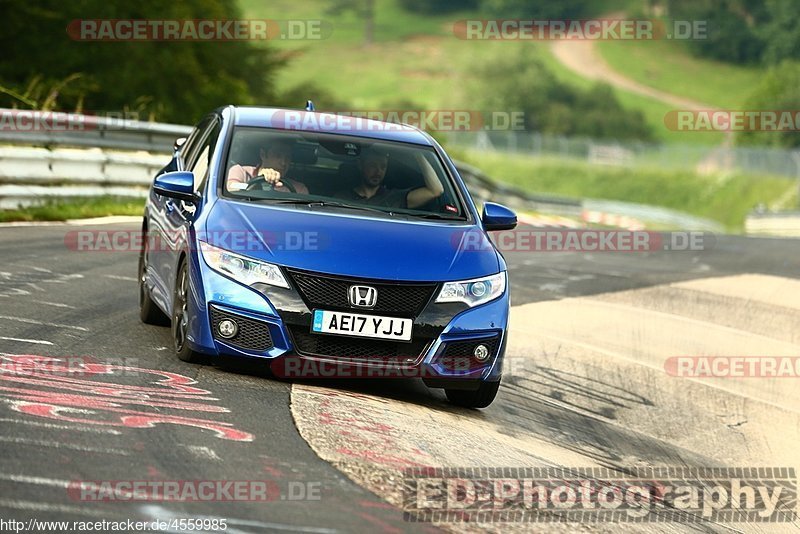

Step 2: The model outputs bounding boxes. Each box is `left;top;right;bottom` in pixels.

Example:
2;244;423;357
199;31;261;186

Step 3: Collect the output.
226;138;308;194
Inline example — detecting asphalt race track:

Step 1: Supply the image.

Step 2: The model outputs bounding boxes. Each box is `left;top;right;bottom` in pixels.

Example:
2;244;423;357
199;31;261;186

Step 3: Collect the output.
0;220;798;533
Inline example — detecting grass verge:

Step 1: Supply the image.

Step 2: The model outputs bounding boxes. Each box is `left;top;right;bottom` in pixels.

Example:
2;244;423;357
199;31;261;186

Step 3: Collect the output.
240;0;702;145
595;40;762;110
0;196;145;223
456;149;795;231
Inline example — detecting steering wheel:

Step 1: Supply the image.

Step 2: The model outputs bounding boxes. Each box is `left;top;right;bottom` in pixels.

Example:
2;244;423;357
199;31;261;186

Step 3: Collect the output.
245;177;297;194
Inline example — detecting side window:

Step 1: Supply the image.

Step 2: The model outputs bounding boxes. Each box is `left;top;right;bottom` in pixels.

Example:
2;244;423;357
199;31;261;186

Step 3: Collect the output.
188;121;221;191
181;116;214;169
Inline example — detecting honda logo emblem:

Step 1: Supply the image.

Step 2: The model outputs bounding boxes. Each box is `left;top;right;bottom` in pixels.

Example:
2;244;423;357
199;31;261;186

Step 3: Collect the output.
349;285;377;308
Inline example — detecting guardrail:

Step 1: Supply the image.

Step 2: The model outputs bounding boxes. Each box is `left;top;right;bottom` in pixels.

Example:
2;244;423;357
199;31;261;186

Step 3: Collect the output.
0;146;173;209
0;109;191;209
0;108;725;231
745;211;800;237
0;109;191;152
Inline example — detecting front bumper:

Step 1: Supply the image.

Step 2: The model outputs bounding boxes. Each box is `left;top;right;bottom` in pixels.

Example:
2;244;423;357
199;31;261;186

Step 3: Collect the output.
186;257;509;382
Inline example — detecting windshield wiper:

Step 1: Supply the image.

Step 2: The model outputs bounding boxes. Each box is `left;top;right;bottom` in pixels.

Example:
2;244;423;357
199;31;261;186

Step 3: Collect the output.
407;212;467;221
269;199;397;216
260;197;314;204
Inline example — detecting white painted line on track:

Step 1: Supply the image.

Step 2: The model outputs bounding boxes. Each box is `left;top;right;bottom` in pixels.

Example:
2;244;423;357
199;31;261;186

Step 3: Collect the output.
0;473;70;488
24;282;45;292
0;417;121;434
0;315;88;331
0;435;130;455
0;336;53;345
103;274;137;282
181;445;222;461
40;274;84;284
0;499;96;515
141;505;340;534
31;300;77;309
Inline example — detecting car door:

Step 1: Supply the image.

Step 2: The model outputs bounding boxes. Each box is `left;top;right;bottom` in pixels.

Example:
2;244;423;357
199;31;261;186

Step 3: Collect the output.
148;116;216;309
161;117;221;308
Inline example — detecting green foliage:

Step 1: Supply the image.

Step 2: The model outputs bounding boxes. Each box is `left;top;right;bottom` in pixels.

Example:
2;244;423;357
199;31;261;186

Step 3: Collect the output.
326;0;376;44
481;0;594;18
473;49;653;141
398;0;480;14
738;61;800;148
459;150;795;231
758;0;800;65
667;0;799;65
276;81;352;110
0;197;145;222
0;0;284;123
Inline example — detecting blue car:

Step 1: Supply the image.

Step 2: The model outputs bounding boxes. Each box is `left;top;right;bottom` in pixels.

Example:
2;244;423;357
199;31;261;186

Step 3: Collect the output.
139;105;517;408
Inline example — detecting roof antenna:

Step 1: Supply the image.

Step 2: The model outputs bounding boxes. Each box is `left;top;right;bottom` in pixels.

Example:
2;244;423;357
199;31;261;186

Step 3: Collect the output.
305;100;315;111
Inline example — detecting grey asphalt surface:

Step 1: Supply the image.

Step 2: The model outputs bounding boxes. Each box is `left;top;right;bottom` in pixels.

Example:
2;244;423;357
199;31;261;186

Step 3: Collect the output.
0;222;797;532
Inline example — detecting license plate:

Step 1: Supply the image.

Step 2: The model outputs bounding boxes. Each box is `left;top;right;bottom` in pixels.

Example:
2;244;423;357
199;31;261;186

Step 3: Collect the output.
311;310;412;341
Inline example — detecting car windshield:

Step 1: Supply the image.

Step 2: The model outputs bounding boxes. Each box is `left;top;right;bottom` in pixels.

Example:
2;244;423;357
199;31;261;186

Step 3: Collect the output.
222;127;467;219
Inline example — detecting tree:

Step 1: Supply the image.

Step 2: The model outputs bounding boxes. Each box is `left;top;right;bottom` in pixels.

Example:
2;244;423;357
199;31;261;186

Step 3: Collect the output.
666;0;800;65
471;49;653;141
738;61;800;148
327;0;376;46
758;0;800;64
0;0;285;123
481;0;601;19
398;0;479;14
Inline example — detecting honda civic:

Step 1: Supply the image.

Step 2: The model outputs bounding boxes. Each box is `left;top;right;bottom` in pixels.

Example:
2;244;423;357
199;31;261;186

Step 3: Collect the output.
139;105;516;408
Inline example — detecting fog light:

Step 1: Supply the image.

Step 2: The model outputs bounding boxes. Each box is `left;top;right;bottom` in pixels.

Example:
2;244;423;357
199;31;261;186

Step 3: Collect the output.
473;344;490;361
218;319;238;339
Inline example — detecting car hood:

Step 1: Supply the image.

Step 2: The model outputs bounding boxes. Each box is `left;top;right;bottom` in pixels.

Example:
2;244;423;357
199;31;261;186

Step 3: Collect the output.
202;200;500;282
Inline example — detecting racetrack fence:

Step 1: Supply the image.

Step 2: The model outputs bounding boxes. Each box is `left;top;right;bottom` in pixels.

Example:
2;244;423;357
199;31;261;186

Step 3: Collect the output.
446;131;800;180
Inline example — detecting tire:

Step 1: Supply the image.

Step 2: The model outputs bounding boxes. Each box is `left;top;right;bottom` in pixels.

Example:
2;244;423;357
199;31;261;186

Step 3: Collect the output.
172;260;201;363
139;234;169;325
445;380;501;409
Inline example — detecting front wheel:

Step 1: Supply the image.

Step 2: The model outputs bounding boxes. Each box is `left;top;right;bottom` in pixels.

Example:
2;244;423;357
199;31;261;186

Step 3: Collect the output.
445;380;500;409
139;235;169;325
172;260;201;363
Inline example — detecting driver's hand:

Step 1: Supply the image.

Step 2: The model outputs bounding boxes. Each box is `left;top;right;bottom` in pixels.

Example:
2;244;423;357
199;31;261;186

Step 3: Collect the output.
257;167;283;188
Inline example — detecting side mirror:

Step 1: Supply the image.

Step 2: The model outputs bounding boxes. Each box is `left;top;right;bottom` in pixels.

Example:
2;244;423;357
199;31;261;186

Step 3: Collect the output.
482;202;517;231
154;171;196;202
173;137;187;153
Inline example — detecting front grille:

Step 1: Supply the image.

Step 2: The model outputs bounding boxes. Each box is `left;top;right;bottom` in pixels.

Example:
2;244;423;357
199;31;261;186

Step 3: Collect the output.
287;269;437;317
289;326;431;363
210;306;273;352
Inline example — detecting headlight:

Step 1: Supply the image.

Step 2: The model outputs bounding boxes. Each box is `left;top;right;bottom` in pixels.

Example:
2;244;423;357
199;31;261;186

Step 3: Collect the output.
435;272;506;307
199;241;289;289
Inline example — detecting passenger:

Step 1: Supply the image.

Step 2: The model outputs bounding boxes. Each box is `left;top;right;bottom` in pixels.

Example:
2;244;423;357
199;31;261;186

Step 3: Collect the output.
334;149;443;209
